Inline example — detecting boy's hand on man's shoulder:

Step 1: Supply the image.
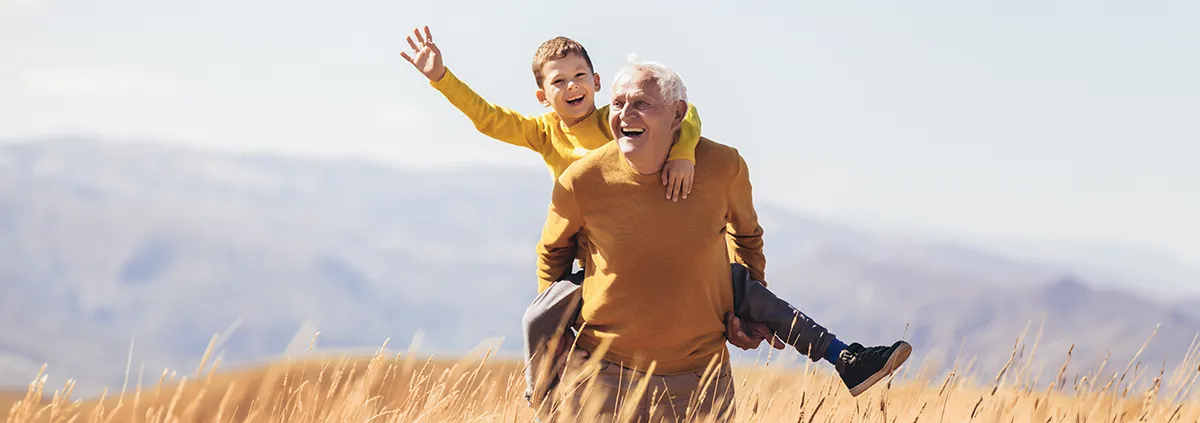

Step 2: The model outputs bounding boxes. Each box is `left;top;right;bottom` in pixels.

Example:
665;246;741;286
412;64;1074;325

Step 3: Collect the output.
401;26;447;82
663;159;695;202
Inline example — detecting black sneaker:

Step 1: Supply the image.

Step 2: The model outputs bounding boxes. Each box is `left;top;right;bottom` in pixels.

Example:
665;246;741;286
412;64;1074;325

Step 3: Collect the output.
835;340;912;397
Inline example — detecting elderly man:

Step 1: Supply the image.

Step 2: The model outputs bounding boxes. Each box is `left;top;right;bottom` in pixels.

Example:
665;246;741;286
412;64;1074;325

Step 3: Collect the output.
533;57;909;421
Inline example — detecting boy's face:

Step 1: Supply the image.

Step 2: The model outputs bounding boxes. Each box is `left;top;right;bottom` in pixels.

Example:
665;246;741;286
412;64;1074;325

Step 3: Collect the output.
536;53;601;123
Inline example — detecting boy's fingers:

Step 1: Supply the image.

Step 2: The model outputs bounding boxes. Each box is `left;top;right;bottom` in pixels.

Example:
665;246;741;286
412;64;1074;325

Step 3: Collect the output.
673;176;682;202
400;51;413;63
406;36;420;54
413;28;425;45
683;174;693;199
424;25;432;43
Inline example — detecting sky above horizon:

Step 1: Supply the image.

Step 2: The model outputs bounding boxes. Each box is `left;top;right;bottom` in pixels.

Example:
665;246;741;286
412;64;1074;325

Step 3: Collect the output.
3;0;1199;269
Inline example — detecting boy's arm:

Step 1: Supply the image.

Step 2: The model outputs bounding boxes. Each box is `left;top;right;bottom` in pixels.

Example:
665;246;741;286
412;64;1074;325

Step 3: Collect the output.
668;102;702;163
725;151;767;285
535;177;584;293
402;27;548;153
661;103;702;201
432;68;549;153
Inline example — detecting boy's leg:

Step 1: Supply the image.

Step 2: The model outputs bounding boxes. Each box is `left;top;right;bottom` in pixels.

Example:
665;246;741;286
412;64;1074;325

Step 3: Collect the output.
522;269;585;410
729;263;912;397
729;263;837;361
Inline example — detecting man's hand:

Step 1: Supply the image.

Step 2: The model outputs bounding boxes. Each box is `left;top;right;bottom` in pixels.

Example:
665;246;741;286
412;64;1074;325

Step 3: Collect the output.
662;159;694;202
401;26;447;83
555;338;593;386
552;331;575;362
724;312;786;351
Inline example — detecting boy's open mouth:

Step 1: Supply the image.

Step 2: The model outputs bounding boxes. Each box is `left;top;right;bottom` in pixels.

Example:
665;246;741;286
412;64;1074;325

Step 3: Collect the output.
565;94;585;106
619;127;646;138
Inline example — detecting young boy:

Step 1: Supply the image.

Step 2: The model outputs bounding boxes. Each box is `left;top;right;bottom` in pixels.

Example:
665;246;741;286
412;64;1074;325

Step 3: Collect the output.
401;27;702;201
400;26;912;409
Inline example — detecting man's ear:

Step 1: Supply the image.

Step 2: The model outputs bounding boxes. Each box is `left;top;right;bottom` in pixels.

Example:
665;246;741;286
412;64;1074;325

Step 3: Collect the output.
536;89;550;108
670;100;687;132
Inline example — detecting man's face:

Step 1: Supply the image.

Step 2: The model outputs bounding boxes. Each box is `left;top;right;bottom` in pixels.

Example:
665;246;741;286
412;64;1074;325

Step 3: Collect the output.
536;53;601;123
608;70;685;153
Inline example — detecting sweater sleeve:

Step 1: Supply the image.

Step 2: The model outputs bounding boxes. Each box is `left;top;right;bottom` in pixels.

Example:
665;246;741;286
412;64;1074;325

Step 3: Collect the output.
725;150;767;285
535;175;585;293
666;102;703;163
431;67;550;154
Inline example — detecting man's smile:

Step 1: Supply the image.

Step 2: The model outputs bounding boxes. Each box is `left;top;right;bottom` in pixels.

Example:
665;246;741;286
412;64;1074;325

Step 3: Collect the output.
619;126;645;138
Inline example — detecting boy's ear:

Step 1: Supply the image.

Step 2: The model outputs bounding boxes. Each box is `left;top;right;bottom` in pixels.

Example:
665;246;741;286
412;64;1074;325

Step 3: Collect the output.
592;73;601;92
536;89;550;107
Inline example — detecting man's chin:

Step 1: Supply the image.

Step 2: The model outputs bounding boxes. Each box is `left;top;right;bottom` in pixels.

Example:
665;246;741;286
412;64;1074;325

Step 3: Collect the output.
616;137;644;153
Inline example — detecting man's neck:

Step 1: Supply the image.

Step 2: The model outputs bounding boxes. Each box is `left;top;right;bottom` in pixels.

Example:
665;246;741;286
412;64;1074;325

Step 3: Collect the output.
620;135;675;175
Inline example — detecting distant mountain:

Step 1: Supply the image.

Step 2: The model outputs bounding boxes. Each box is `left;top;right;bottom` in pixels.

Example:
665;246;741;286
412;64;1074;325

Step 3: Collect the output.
979;240;1200;302
1178;300;1200;320
1;137;1196;396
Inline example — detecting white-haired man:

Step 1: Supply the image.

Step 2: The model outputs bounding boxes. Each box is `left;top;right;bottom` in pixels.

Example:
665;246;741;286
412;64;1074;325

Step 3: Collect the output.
529;58;911;421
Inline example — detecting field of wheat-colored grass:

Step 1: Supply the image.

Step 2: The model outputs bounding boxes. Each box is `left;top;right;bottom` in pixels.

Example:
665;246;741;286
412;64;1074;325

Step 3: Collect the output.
5;329;1200;423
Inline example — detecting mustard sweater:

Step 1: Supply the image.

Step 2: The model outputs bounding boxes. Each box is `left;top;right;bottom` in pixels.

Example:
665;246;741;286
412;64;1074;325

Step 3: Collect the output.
430;68;702;180
535;138;767;375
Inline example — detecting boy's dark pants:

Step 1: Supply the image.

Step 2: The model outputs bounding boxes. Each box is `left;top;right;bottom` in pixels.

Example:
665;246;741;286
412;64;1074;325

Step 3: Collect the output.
521;263;837;407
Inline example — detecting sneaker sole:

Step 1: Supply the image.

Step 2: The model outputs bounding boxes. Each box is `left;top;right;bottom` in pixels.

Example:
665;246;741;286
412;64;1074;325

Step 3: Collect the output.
848;341;912;397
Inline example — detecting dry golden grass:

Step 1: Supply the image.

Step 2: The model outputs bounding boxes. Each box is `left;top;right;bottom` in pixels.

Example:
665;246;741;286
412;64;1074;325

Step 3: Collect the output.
6;330;1200;422
0;390;36;414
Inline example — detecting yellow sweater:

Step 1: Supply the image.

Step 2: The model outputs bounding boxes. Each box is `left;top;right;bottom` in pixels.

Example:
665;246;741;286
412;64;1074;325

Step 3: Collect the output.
430;68;702;180
535;138;767;375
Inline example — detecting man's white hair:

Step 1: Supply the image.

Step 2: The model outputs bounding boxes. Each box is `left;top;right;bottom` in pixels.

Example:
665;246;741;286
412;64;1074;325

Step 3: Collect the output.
614;53;688;105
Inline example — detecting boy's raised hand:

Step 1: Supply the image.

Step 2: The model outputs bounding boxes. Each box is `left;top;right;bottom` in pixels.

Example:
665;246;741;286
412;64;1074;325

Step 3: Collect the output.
662;159;695;202
401;26;446;82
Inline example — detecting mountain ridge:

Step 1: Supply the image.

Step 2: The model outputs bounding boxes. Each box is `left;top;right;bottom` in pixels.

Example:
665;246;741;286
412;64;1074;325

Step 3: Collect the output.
1;137;1196;396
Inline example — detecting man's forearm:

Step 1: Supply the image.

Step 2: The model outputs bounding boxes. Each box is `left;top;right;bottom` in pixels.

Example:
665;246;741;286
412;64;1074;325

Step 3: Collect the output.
727;228;766;283
536;244;577;293
535;178;585;292
726;152;767;284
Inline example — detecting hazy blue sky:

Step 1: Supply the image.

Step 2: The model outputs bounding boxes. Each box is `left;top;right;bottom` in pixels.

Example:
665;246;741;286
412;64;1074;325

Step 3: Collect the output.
3;0;1198;268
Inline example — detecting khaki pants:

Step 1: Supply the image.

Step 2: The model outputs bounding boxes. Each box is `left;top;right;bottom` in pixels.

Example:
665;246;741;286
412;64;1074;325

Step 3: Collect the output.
544;349;737;423
524;264;837;408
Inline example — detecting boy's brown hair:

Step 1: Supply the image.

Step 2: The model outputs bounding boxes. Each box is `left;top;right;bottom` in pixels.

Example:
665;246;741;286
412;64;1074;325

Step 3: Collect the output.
531;36;595;88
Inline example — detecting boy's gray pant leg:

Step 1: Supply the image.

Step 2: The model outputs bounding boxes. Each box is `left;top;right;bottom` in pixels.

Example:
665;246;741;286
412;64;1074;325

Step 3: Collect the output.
730;263;836;362
522;270;584;408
